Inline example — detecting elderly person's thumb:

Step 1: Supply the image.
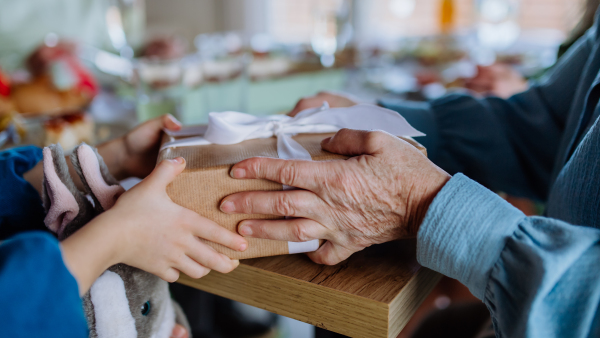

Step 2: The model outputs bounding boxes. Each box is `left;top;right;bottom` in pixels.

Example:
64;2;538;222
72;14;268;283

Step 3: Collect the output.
321;129;391;156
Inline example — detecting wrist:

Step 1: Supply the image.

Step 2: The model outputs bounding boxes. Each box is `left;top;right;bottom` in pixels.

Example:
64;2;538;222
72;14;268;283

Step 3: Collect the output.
97;136;129;181
59;213;123;295
406;171;451;237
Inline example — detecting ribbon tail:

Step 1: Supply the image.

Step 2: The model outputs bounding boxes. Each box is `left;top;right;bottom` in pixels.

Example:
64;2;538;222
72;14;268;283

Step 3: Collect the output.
160;136;211;151
276;133;313;161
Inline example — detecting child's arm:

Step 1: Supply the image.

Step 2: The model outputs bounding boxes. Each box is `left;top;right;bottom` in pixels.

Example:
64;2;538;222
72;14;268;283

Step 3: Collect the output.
23;114;182;195
0;232;89;337
60;157;248;295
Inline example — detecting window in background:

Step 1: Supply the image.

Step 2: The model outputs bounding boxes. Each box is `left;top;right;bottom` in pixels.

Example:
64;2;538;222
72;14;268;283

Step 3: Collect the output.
267;0;341;44
267;0;587;44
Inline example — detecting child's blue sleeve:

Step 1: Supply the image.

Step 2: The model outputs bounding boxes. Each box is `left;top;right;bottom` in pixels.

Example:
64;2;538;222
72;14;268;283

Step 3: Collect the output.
0;232;88;337
0;146;48;240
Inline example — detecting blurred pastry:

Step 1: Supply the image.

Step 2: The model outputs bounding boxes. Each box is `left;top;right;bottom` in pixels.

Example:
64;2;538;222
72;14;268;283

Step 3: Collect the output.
141;36;187;60
11;76;91;116
0;96;15;116
26;42;77;77
43;112;94;151
11;42;98;116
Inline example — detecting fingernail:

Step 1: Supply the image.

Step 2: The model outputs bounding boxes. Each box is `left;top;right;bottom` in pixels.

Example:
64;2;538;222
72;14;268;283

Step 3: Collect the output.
239;224;253;236
232;260;240;268
239;242;247;251
170;157;184;164
230;168;246;178
167;114;182;127
220;200;235;213
321;137;331;144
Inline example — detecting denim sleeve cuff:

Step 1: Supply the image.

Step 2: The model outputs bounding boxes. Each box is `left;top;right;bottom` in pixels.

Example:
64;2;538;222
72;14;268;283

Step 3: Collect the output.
416;173;526;299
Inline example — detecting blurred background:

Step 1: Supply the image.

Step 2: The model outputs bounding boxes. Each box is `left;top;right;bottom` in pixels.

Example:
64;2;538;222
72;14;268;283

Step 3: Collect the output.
0;0;588;151
0;0;592;337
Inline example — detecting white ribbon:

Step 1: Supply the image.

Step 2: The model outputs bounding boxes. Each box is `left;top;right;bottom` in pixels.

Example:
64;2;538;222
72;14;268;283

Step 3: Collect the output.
160;103;425;256
161;103;425;158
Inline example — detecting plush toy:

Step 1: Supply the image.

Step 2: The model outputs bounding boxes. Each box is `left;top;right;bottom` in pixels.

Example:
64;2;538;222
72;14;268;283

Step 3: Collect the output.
42;143;191;338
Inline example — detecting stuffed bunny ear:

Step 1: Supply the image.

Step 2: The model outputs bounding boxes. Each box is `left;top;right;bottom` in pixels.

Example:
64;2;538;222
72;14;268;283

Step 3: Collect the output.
71;143;125;212
42;144;82;237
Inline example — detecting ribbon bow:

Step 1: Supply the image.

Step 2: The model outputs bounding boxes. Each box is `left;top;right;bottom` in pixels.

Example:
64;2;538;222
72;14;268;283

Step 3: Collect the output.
161;103;425;161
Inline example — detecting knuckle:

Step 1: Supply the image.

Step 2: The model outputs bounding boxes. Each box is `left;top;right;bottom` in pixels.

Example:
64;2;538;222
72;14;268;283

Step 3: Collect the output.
297;98;306;106
278;163;298;186
275;194;296;216
202;252;220;269
293;223;311;242
241;195;253;214
182;209;198;223
169;250;185;266
246;158;262;176
336;128;351;137
364;131;386;149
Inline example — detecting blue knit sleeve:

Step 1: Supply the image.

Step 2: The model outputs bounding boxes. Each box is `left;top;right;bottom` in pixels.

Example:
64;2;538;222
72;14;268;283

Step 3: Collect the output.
0;232;88;337
0;146;47;239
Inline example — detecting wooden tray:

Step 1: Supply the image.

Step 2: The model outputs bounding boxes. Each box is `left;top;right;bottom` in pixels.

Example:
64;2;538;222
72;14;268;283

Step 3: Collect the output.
177;239;441;338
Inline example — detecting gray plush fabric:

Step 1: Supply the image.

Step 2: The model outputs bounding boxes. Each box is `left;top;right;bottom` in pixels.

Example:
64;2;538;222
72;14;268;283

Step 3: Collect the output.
70;143;120;214
109;264;171;338
42;144;95;241
82;292;97;338
43;143;191;338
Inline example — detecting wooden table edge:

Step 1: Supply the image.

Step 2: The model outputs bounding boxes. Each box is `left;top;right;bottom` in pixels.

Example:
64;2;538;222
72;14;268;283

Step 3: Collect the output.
177;262;441;338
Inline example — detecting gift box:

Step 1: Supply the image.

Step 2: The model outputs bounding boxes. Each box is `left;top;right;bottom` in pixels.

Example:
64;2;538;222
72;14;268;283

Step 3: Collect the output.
157;105;426;259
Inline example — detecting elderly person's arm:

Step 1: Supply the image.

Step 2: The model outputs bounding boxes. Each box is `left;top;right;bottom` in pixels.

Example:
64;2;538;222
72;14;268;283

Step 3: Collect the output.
221;129;600;337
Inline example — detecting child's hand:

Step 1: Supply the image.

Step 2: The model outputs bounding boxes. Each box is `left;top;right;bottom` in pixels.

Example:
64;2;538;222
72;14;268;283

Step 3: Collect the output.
61;158;248;294
99;114;183;180
25;114;182;196
106;157;248;282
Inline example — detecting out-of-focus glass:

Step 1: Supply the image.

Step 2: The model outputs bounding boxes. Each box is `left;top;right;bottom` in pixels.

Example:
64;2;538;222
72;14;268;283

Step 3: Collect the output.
135;58;183;122
475;0;520;50
311;0;353;68
106;0;146;58
389;0;416;19
194;32;249;114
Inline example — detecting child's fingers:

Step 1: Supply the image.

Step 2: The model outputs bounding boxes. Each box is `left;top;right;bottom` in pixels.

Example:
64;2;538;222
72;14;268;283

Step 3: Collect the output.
185;238;240;274
161;114;183;131
188;213;248;252
174;255;211;279
161;267;181;283
145;158;186;190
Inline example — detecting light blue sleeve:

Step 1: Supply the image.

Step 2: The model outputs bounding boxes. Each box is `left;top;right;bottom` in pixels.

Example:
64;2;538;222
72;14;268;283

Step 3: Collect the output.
418;174;600;338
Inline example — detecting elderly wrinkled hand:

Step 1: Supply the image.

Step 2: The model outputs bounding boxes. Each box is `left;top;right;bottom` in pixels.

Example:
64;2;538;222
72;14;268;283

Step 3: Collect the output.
220;129;450;265
288;92;357;116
